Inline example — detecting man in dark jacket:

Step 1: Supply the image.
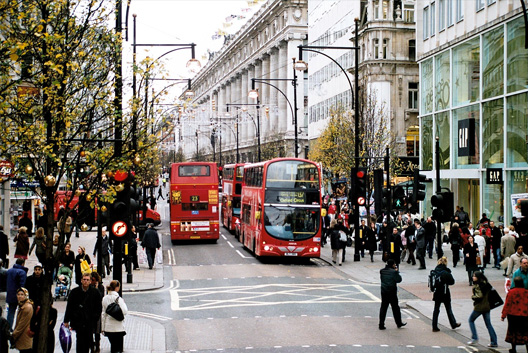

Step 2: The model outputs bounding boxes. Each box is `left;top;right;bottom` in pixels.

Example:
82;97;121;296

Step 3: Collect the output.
379;259;406;330
415;219;427;269
431;256;461;332
387;227;402;266
489;221;502;269
0;225;8;268
6;258;28;329
18;212;33;237
93;227;112;277
64;273;103;353
25;262;45;307
423;217;437;259
141;223;161;269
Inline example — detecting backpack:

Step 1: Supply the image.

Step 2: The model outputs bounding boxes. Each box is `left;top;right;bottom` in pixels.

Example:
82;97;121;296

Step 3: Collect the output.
428;269;444;293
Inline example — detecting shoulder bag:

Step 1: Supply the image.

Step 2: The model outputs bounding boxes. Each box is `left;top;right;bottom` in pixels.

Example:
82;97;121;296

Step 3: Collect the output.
106;297;124;321
488;287;504;310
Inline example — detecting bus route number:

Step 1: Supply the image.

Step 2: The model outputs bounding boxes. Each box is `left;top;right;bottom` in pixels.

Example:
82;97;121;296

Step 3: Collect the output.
190;195;199;202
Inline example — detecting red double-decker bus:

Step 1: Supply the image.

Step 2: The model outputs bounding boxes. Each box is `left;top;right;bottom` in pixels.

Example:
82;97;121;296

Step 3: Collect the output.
169;162;220;243
221;163;245;233
240;158;322;257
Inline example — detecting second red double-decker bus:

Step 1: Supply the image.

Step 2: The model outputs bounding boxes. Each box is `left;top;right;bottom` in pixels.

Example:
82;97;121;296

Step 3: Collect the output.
240;158;322;257
221;163;245;233
169;162;220;243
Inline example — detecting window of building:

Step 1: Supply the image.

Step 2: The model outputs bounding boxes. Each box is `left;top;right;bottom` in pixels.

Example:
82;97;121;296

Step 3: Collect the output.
447;0;454;26
456;0;463;22
482;26;504;99
487;0;496;5
452;37;480;106
423;6;430;40
435;50;450;111
374;38;380;59
382;0;389;19
439;0;445;31
421;115;434;170
507;16;528;94
435;111;450;169
453;104;480;168
404;2;415;22
406;126;419;157
507;93;528;167
383;38;389;59
409;82;419;109
476;0;485;12
374;0;380;19
482;98;504;166
421;58;434;114
409;39;416;61
431;2;436;36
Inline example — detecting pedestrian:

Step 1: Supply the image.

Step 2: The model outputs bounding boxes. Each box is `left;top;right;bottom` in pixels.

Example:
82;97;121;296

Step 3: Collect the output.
366;221;378;263
414;219;427;269
490;221;503;269
30;297;57;353
59;242;75;271
467;271;498;347
448;223;462;267
501;228;517;276
6;259;28;329
329;220;342;266
474;230;486;271
28;227;47;265
400;225;408;263
12;288;34;353
93;227;112;278
75;246;92;286
335;218;349;262
506;245;528;278
14;227;30;260
510;258;528;289
64;273;103;353
387;227;402;266
328;200;337;223
101;280;128;353
0;306;13;353
157;186;165;200
406;223;417;266
464;235;480;286
355;219;367;259
0;260;6;292
25;262;45;307
141;223;161;269
378;259;406;330
321;210;330;248
0;225;9;268
431;257;461;332
58;212;73;243
128;226;140;271
501;276;528;353
424;217;436;259
18;213;33;238
91;272;105;353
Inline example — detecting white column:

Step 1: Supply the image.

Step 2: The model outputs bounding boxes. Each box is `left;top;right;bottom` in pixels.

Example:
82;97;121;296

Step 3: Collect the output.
269;47;279;135
278;41;288;135
261;53;270;139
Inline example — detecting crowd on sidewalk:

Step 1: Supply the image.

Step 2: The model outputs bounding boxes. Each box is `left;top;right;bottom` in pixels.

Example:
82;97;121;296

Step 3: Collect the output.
0;217;161;353
321;195;528;352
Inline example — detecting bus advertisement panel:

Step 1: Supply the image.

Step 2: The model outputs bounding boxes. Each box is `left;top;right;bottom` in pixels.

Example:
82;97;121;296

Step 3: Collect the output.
240;158;321;257
169;162;220;243
221;163;245;232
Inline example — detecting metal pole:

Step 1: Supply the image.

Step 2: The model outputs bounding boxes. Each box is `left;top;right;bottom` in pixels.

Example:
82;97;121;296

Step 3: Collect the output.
236;118;240;163
353;18;361;261
257;98;261;162
385;147;391;224
435;137;443;258
219;126;222;166
195;130;199;160
292;58;299;158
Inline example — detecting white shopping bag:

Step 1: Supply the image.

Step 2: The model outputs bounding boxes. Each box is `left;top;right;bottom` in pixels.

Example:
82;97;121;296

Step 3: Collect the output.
138;247;147;264
156;249;163;264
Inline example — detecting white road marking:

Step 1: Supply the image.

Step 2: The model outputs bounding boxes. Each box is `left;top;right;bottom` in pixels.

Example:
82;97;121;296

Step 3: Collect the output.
221;234;227;240
127;311;172;321
170;287;180;310
227;241;234;248
236;250;252;258
402;308;420;319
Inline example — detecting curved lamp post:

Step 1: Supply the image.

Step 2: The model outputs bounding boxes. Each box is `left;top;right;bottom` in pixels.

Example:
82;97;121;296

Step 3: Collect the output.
226;103;261;162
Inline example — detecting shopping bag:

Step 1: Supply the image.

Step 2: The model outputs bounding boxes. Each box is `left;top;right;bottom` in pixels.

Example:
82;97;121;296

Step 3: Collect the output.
504;277;511;293
156;249;163;264
476;255;482;266
59;323;72;353
488;287;504;310
80;259;91;274
138;248;147;265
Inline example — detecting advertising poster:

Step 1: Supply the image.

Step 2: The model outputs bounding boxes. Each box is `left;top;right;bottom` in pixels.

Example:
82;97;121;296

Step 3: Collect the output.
511;193;528;218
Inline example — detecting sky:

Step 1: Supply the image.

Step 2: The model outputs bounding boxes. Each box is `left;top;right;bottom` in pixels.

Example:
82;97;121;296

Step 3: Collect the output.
122;0;266;101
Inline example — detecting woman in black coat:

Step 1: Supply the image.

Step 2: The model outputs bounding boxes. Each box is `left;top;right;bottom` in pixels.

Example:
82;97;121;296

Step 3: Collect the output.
448;223;462;267
366;221;378;262
74;246;91;286
463;235;480;286
431;256;461;332
330;219;343;266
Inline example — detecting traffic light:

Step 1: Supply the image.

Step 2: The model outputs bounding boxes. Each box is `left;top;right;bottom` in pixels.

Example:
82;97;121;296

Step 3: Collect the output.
392;186;405;209
431;191;454;223
411;169;427;212
382;187;391;212
356;167;368;206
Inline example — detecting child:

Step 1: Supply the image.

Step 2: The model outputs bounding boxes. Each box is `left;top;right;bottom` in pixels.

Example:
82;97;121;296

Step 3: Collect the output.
0;306;14;351
55;274;69;297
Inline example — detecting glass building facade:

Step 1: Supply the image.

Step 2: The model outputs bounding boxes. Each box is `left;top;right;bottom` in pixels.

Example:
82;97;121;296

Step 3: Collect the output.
419;15;528;225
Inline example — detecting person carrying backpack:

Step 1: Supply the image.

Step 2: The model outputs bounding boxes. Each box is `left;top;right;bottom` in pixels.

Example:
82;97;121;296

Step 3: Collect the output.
431;256;461;332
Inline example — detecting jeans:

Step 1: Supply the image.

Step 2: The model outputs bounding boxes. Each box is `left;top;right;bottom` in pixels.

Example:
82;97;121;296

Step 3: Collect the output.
6;302;16;330
468;310;497;345
494;248;501;267
146;247;156;268
432;299;457;329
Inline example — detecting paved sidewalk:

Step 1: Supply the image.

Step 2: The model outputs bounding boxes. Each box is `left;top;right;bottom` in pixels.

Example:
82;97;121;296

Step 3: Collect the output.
320;242;511;352
3;230;165;353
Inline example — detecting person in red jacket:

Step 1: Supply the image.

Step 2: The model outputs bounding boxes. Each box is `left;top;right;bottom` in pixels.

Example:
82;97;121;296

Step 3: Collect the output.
501;276;528;352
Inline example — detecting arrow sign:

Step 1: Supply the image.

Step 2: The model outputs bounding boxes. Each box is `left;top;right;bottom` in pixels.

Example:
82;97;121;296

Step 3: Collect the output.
112;221;128;237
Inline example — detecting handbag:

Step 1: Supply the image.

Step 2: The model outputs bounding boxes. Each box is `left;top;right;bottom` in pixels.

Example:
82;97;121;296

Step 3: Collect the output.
346;236;352;247
106;297;124;321
339;231;347;243
59;322;72;353
476;255;482;266
80;258;91;274
488;287;504;310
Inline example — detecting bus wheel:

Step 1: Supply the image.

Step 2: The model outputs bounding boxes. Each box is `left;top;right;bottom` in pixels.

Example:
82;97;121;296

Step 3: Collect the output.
171;239;178;245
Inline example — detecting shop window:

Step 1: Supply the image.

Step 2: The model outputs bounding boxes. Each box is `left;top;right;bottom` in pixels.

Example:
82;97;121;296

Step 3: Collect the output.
453;104;480;168
482;99;504;167
452;37;480;106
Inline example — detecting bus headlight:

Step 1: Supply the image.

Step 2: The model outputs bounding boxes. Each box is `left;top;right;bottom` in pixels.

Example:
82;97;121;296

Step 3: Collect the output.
264;245;270;251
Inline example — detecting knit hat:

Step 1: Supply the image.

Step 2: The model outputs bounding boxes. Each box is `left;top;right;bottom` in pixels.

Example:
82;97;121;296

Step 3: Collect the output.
34;262;43;269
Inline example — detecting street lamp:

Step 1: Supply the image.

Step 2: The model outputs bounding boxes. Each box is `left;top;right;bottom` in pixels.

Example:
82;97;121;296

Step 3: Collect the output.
295;18;361;260
213;119;239;164
226;103;261;162
249;58;299;157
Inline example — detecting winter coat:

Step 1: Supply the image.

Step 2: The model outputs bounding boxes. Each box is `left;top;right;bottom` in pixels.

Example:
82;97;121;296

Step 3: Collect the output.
25;274;45;306
471;281;492;313
29;236;46;258
507;252;528;277
101;291;128;333
510;268;528;289
366;227;378;252
141;228;161;249
432;264;455;302
94;235;112;256
0;230;9;261
64;286;103;331
380;265;402;295
330;229;341;250
14;231;30;259
474;235;486;260
12;300;33;350
501;234;517;259
6;264;28;303
463;242;479;270
501;287;528;319
415;226;426;249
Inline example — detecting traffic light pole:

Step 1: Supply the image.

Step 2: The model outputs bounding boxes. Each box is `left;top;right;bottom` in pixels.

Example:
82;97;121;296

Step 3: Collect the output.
435;137;443;258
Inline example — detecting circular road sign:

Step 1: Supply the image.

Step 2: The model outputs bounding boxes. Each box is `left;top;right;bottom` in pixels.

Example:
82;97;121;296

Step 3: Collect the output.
112;221;128;237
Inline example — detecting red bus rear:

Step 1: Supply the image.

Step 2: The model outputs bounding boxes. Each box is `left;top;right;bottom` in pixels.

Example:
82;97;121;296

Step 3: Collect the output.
221;163;245;233
169;162;220;243
240;158;322;257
